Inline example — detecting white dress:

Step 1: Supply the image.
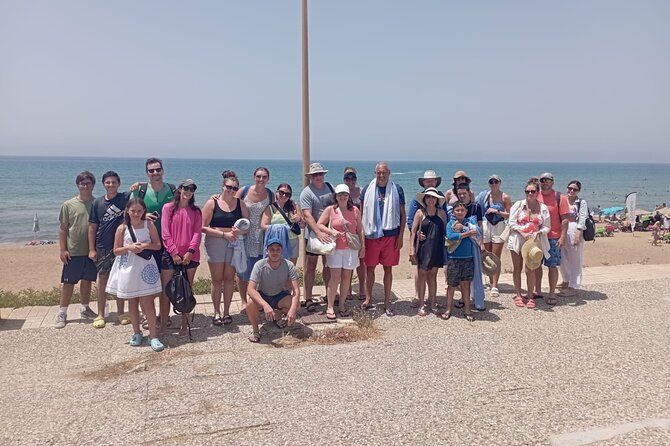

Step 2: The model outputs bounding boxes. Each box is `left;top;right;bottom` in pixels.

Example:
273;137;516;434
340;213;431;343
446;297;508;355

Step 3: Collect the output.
106;221;162;299
560;198;588;289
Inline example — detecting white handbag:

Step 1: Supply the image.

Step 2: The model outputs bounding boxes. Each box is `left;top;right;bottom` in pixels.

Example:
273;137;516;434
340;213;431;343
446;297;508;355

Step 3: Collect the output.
306;228;336;255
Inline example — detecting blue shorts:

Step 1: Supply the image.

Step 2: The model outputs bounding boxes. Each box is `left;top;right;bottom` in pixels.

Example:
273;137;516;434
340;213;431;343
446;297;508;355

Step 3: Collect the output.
260;290;291;310
237;255;263;281
543;238;561;268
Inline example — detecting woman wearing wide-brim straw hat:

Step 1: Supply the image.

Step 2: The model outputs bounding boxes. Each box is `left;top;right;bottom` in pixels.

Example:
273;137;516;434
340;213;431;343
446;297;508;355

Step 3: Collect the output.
506;178;551;309
410;187;447;316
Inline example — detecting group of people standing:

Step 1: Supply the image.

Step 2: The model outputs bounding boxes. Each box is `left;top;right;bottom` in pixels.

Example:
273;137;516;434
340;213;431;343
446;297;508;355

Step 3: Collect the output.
55;158;591;348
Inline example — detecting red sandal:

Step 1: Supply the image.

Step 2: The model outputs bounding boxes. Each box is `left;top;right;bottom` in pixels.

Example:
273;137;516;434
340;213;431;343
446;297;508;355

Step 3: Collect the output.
513;296;526;307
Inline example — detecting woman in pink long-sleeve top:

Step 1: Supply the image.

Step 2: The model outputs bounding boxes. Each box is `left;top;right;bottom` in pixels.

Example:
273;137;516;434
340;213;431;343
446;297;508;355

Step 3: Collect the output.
161;179;203;336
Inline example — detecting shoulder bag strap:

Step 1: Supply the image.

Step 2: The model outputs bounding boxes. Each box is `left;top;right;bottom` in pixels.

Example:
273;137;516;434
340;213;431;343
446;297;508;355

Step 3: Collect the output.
126;223;138;243
273;202;294;227
336;207;351;233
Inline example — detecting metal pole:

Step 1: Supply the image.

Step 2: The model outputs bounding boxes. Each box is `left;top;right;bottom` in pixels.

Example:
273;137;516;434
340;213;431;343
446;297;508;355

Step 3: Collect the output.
302;0;310;187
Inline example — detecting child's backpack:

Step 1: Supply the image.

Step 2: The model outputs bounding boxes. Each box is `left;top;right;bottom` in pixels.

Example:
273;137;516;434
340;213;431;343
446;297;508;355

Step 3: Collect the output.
166;265;197;338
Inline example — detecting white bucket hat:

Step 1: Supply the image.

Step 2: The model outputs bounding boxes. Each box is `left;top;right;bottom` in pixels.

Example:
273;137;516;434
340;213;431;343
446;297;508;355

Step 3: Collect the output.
418;170;442;188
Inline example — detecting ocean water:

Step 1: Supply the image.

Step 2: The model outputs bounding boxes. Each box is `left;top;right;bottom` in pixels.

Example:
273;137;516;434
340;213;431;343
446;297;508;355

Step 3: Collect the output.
1;156;668;243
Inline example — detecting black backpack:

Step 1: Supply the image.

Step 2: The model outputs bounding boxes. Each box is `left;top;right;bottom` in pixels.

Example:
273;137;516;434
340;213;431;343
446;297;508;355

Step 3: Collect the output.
577;200;596;241
138;182;176;200
166;265;197;337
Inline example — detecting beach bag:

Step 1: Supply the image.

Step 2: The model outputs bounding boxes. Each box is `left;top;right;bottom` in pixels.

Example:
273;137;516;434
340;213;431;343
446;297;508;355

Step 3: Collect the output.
166;265;196;314
577;200;596;241
336;207;362;251
484;192;505;225
306;217;336;255
126;223;159;260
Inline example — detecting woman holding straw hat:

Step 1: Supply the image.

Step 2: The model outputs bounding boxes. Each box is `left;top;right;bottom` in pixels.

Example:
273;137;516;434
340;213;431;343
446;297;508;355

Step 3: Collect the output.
506;178;551;309
410;187;447;316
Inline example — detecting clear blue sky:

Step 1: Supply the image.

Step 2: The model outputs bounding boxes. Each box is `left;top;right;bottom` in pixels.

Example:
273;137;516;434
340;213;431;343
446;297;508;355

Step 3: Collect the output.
1;0;668;162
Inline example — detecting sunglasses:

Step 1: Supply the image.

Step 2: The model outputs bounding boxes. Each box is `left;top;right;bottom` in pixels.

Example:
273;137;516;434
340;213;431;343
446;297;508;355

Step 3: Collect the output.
224;184;239;192
488;179;500;185
180;186;195;192
567;186;580;192
311;172;325;177
525;190;538;194
147;168;163;174
277;190;292;198
344;174;357;181
540;178;553;183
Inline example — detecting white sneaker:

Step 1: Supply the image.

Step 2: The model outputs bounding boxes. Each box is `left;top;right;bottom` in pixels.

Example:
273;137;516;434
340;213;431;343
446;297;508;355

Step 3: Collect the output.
490;287;500;297
54;312;67;329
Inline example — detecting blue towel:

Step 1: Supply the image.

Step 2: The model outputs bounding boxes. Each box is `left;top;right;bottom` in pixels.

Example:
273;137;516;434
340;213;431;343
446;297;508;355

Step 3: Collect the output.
263;224;291;260
471;243;486;310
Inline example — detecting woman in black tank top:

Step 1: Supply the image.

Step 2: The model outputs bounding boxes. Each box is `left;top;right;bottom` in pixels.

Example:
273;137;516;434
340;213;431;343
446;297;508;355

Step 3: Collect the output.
201;176;249;326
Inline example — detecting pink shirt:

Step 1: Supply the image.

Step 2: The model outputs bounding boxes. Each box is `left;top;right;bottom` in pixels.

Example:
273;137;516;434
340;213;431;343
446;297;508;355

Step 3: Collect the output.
537;191;570;239
161;202;203;261
331;206;359;250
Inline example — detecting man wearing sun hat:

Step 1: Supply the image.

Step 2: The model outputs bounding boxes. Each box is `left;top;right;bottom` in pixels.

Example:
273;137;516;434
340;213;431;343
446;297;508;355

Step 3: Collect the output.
300;163;335;311
535;172;570;305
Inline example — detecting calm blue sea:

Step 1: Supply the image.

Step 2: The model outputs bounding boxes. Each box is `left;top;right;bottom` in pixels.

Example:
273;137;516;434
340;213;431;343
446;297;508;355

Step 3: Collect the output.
1;156;668;243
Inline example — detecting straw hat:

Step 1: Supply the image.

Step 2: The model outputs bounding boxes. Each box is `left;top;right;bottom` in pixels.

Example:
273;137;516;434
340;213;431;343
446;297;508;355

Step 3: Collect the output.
444;237;461;254
521;239;543;270
416;187;446;206
453;170;470;180
305;163;328;176
481;251;501;276
418;170;442;188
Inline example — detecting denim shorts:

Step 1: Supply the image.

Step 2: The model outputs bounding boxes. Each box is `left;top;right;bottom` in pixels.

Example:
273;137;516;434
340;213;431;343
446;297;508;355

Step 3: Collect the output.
543;238;561;268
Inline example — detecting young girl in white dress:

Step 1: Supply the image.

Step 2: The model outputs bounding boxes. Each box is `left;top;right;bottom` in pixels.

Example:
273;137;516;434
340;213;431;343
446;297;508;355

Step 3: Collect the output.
106;198;164;351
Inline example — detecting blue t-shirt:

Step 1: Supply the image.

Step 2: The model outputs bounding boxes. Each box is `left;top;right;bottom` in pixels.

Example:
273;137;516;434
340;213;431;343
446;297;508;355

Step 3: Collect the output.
446;217;477;259
360;183;405;237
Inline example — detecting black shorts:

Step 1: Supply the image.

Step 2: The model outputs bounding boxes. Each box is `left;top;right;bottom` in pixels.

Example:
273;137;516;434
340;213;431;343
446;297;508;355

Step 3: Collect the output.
152;247;165;271
61;256;97;284
94;249;115;275
160;249;199;270
446;258;474;287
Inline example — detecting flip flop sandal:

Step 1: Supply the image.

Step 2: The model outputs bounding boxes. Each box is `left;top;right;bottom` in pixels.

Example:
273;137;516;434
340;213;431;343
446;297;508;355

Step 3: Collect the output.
222;315;233;326
248;332;261;343
357;294;367;301
385;307;395;317
546;296;558;306
440;311;452;320
465;314;475;322
212;315;224;326
418;306;428;317
360;303;375;311
454;300;465;309
490;287;500;297
338;309;351;318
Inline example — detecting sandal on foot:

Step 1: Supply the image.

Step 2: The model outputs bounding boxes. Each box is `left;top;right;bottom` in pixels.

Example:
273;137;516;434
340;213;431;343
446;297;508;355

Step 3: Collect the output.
357;294;367;301
490;287;500;297
150;338;164;352
513;296;526;307
248;332;261;343
440;311;452;320
222;314;233;326
212;315;224;326
418;306;427;317
92;316;106;329
546;296;558;306
526;298;537;309
325;309;337;320
129;332;143;347
117;313;131;325
454;300;465;309
360;303;375;311
465;313;475;322
338;308;351;318
385;307;395;317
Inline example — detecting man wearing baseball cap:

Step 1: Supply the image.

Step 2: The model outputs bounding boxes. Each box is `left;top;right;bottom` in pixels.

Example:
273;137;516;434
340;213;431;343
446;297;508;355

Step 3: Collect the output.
535;172;570;305
245;238;300;343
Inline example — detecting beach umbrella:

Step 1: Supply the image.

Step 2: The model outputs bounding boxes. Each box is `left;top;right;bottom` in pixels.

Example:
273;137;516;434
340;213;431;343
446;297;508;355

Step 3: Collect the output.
633;209;651;216
32;213;40;234
601;206;625;216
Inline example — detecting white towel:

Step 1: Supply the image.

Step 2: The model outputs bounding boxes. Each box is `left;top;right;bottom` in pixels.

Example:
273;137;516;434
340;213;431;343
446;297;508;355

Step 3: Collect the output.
362;178;400;238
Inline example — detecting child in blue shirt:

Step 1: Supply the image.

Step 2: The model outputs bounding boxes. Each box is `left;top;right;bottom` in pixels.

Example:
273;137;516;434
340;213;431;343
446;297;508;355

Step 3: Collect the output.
443;201;480;321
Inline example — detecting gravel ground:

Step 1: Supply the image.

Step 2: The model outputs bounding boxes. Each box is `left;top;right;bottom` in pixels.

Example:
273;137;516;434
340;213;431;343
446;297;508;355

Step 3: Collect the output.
1;279;669;445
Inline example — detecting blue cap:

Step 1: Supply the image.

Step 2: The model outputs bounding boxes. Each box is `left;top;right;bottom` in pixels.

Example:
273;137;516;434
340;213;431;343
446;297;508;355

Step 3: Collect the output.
266;238;284;248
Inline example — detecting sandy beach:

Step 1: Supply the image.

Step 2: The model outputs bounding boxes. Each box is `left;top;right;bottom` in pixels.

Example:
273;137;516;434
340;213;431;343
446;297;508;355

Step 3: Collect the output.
1;225;667;293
